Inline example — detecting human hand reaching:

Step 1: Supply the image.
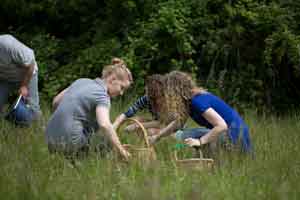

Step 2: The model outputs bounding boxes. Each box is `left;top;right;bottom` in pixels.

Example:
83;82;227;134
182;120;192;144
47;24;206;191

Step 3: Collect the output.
148;134;160;145
119;148;131;162
184;138;202;147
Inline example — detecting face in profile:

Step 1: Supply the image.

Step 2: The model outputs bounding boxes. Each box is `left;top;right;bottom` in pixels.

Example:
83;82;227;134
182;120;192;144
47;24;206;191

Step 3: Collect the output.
107;76;131;97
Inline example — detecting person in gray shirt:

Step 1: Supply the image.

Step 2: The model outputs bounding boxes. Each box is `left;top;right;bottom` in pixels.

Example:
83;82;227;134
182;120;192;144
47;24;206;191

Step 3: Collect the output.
46;58;133;161
0;34;41;120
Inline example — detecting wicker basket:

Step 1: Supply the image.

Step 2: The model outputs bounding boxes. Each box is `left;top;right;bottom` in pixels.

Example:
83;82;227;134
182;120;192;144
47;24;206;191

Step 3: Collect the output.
118;118;157;162
174;146;214;170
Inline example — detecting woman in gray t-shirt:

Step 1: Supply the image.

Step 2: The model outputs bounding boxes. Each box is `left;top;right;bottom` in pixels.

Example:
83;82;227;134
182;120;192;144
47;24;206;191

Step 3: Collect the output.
46;58;133;160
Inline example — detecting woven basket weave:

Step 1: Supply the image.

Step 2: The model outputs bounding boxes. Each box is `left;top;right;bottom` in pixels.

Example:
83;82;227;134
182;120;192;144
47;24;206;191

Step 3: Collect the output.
174;147;214;170
118;118;157;162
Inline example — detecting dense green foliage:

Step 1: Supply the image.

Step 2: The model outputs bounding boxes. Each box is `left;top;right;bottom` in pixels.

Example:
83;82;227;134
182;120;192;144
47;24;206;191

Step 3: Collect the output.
1;0;300;112
0;107;300;199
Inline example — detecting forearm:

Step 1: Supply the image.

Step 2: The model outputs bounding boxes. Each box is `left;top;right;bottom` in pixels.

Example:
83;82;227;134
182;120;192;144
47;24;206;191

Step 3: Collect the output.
142;120;160;129
113;113;127;129
156;120;180;141
200;126;227;145
101;124;125;153
20;64;34;87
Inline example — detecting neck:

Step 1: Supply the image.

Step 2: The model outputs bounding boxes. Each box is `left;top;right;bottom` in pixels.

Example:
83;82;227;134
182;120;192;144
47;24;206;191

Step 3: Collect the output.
191;87;205;97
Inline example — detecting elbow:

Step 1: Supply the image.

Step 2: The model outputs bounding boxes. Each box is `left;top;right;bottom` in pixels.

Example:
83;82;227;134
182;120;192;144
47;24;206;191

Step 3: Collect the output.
219;123;228;132
52;97;59;109
98;122;112;131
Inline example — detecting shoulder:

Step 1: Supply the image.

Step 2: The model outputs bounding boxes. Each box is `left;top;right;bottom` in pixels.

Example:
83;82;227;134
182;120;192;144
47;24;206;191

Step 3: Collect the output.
0;34;34;62
0;34;32;50
72;78;104;88
190;93;216;113
191;93;212;104
68;78;94;93
0;34;16;43
73;78;92;84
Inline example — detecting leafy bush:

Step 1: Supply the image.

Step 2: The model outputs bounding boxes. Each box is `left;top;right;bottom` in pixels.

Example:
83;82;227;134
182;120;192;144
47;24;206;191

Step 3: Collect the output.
1;0;300;112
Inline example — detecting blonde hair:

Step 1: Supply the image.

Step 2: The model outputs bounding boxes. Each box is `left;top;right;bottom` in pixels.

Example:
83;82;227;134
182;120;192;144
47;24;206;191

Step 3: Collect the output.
102;58;133;83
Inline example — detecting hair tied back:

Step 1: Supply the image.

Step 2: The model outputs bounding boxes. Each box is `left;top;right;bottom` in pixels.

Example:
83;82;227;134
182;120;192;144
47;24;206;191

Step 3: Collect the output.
112;57;124;65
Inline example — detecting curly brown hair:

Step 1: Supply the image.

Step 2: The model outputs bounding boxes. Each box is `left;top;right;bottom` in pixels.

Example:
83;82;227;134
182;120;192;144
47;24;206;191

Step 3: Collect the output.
145;74;165;118
145;71;199;128
161;71;196;127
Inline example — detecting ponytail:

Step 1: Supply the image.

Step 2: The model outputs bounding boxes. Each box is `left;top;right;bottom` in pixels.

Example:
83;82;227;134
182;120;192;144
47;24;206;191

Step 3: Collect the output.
102;57;133;82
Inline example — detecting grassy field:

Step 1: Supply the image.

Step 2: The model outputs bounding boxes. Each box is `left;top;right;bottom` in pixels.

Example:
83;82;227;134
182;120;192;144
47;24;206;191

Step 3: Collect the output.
0;105;299;200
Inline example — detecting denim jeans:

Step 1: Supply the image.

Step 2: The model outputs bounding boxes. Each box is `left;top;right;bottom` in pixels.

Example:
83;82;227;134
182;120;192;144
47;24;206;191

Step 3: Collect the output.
175;127;211;140
0;72;40;116
175;127;229;148
175;126;252;153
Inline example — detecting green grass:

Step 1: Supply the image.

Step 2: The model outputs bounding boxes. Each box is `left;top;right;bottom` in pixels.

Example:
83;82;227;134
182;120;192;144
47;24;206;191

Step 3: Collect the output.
0;106;300;200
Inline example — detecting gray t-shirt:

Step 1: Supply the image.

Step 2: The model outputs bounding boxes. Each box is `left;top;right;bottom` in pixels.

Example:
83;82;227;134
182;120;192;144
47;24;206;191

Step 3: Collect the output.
0;34;37;82
46;78;111;145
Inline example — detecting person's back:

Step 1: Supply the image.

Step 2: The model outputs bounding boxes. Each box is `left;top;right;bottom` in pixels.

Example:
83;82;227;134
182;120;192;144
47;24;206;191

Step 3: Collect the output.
0;34;37;82
0;34;41;123
190;93;244;129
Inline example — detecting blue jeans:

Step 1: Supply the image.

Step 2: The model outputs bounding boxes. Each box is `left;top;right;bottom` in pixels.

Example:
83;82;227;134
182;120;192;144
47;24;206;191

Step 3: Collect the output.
175;127;252;153
0;72;40;117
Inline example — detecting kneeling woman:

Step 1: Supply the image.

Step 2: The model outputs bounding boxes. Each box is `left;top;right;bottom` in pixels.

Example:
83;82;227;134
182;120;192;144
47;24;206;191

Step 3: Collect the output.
150;71;252;154
113;74;165;136
46;58;133;160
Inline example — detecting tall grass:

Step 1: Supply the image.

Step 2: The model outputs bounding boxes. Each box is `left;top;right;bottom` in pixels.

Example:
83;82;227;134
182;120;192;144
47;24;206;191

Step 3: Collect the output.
0;105;299;200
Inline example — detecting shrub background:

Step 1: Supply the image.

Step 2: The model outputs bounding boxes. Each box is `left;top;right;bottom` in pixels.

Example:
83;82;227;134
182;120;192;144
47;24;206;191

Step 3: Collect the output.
1;0;300;112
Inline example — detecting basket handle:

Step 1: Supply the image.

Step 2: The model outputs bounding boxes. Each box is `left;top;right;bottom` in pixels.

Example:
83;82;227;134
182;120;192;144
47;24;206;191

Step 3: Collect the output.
174;144;203;161
117;118;151;148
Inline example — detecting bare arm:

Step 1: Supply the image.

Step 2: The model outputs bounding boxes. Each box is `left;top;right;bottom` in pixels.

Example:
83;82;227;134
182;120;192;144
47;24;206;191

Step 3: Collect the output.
96;106;130;161
124;120;161;133
142;120;161;129
150;119;181;144
19;63;34;97
113;113;127;130
185;108;228;147
52;88;68;111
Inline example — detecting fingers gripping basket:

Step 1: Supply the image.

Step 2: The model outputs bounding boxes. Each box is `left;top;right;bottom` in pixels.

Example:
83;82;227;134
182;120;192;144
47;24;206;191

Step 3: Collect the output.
174;146;214;170
118;118;157;162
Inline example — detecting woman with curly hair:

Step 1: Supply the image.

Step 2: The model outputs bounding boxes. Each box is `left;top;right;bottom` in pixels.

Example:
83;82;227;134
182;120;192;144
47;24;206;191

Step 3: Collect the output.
113;74;165;136
150;71;252;153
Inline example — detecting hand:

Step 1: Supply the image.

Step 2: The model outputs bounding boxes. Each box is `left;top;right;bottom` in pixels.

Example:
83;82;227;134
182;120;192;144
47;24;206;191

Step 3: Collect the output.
124;124;137;133
184;138;201;147
19;85;29;97
147;128;160;136
120;148;131;162
148;134;160;145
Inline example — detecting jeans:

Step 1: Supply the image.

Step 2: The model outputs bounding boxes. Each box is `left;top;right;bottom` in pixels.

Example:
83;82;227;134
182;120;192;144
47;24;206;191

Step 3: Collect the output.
175;127;211;140
175;126;252;153
0;72;40;116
